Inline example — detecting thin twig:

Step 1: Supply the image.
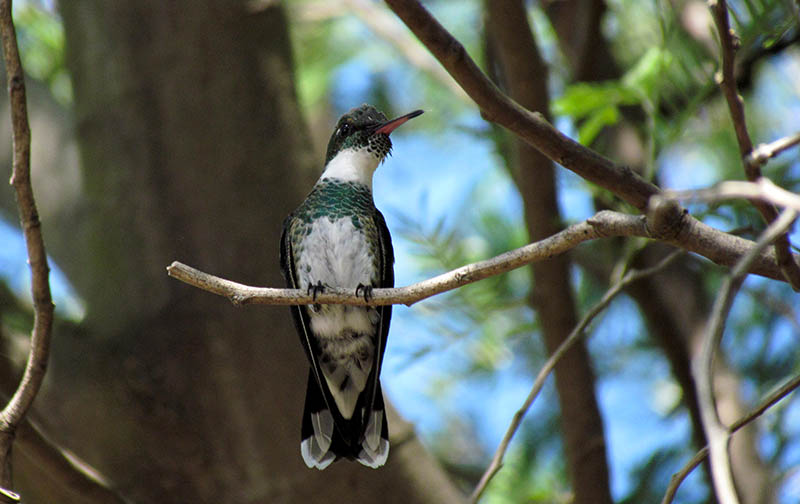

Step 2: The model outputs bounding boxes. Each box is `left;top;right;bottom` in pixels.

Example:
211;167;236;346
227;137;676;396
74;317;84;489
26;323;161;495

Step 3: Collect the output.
709;0;800;289
662;177;800;212
709;0;753;158
469;251;685;504
692;208;797;504
662;372;800;504
662;447;709;504
745;131;800;169
0;0;55;492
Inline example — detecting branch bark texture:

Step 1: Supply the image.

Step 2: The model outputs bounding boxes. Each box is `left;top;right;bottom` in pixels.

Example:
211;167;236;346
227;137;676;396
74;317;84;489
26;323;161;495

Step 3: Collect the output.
0;0;54;493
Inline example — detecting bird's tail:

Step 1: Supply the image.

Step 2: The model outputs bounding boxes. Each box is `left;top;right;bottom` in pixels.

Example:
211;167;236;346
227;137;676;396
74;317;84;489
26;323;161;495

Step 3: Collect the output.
300;370;389;469
354;382;389;468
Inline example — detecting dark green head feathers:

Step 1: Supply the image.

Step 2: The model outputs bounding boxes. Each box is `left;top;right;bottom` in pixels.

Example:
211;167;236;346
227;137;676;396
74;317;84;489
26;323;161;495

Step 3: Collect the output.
324;104;424;165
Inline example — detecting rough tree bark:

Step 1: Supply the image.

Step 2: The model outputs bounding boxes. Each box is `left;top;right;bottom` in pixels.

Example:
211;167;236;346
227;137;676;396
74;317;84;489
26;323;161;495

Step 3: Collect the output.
2;1;464;502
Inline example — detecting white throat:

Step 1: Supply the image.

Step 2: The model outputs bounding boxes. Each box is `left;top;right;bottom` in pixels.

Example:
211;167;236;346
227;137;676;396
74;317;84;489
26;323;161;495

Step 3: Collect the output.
320;148;379;189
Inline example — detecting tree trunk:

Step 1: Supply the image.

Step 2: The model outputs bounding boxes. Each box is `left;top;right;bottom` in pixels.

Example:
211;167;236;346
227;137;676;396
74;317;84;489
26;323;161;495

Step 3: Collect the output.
486;2;614;503
7;2;464;502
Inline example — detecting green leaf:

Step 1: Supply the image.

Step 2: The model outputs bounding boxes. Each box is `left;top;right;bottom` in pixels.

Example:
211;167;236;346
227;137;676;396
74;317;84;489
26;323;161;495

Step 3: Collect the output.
13;3;70;104
621;46;673;98
577;105;620;145
553;80;638;122
553;82;616;117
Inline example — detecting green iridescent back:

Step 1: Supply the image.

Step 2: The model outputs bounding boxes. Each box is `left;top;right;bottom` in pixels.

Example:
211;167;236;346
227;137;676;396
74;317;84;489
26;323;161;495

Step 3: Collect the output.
293;179;373;225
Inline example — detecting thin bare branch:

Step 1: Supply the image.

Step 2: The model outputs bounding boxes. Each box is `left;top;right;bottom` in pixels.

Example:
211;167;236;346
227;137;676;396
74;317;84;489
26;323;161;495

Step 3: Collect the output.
662;447;709;504
470;251;685;504
692;208;797;504
709;0;800;289
168;211;646;306
662;372;800;504
0;0;55;492
168;205;800;306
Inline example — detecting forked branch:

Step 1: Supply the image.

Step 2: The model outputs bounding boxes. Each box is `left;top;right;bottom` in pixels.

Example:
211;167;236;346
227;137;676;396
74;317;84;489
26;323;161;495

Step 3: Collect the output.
692;208;797;504
709;0;800;289
662;373;800;504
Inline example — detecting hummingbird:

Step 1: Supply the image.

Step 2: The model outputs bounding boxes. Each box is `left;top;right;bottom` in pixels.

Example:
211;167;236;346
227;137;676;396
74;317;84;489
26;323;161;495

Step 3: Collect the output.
280;104;423;469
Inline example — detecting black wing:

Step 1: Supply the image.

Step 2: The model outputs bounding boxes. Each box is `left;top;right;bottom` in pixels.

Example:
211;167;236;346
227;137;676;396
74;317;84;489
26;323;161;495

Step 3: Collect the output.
368;209;394;408
280;216;324;383
281;215;357;442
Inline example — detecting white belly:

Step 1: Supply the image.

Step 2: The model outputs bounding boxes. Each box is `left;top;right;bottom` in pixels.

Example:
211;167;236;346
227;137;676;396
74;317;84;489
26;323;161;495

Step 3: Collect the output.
295;217;379;418
296;217;375;291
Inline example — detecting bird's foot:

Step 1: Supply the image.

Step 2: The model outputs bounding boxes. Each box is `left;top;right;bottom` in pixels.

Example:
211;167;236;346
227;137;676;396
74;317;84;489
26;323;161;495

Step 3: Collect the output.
307;281;325;302
355;283;374;302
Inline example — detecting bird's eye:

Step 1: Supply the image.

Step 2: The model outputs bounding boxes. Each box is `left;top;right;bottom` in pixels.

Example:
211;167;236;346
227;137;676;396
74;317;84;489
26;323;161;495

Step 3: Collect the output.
339;123;352;136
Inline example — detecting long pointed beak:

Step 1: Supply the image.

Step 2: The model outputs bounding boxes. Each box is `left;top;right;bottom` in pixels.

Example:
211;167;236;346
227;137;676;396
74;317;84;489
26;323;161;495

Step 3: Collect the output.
373;109;424;135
